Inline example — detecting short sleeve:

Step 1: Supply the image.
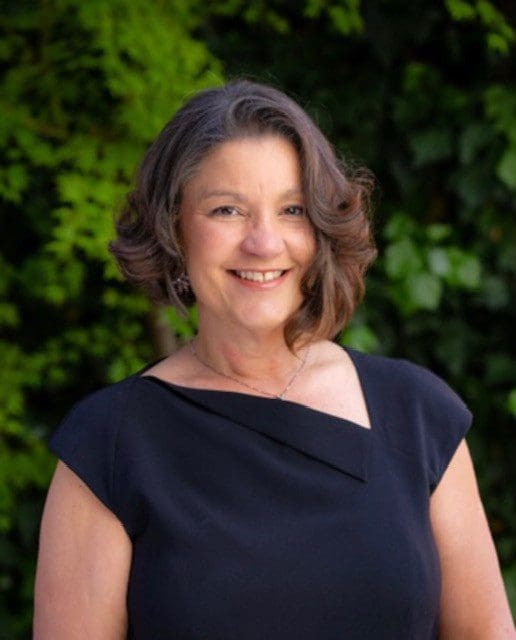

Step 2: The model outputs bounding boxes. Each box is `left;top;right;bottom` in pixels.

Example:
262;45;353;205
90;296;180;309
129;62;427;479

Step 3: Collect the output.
47;381;129;525
401;359;474;495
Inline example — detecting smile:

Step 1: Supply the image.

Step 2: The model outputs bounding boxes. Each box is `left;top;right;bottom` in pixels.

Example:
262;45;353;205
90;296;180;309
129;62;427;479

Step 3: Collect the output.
233;269;286;282
229;269;289;286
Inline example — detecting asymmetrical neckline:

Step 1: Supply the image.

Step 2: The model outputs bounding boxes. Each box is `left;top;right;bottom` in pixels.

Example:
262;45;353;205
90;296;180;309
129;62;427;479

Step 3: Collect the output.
137;345;374;432
135;344;375;482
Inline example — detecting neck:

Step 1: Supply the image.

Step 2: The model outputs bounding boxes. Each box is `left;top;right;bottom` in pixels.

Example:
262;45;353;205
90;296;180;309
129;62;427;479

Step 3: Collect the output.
193;319;309;387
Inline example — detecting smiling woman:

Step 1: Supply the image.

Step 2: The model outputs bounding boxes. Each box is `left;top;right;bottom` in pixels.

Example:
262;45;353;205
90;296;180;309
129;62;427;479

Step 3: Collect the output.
34;80;515;640
179;135;316;340
107;80;377;352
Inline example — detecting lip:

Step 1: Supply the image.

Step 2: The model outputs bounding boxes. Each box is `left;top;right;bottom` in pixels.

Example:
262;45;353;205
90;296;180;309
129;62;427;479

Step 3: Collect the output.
228;269;290;289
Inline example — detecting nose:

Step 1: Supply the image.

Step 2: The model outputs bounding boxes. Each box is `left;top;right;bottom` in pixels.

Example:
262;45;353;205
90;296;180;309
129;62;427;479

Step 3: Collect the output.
240;215;285;258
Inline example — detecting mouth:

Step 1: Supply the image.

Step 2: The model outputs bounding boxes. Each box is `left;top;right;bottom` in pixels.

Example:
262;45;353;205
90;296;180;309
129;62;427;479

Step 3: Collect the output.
228;269;289;284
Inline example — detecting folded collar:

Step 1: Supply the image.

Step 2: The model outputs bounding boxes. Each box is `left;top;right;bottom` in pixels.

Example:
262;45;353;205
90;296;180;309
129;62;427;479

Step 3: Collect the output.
140;379;372;482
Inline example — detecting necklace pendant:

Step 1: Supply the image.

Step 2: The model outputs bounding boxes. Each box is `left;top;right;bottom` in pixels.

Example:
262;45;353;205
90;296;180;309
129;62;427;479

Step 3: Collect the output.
189;339;310;401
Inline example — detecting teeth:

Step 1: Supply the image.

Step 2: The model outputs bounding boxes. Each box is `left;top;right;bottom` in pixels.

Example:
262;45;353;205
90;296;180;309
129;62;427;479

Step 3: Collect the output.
235;270;284;282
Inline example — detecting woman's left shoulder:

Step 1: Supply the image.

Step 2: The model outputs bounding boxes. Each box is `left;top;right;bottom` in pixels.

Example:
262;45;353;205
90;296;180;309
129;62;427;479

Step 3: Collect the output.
346;346;474;493
346;345;470;414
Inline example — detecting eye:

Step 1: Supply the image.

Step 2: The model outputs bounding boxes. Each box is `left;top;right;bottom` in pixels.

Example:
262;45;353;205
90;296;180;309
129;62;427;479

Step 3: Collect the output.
283;205;306;216
210;206;241;217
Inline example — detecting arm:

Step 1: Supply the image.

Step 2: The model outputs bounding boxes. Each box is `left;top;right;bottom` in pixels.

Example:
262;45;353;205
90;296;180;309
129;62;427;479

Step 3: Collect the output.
34;461;132;639
430;440;515;639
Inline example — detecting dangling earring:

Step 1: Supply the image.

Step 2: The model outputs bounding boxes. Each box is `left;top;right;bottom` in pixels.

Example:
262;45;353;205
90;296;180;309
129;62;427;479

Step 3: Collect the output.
172;272;191;295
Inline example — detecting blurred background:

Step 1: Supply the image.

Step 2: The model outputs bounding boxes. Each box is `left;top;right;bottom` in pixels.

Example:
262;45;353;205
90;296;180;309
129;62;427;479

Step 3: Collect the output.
1;0;515;635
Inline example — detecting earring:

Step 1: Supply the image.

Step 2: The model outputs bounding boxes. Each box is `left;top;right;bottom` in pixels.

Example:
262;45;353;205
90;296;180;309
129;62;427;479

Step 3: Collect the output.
172;273;191;295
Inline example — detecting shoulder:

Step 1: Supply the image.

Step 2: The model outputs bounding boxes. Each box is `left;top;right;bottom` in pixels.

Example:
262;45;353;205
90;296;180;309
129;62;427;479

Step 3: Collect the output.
346;346;470;415
49;374;142;458
346;346;473;492
48;373;149;539
64;375;138;423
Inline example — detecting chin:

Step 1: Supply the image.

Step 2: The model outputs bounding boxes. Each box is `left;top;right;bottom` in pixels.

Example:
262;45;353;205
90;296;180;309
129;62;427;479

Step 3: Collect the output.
229;307;297;335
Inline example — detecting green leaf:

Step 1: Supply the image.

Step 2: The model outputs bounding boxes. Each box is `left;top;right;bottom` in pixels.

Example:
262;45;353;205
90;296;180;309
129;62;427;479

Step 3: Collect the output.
507;389;516;417
303;0;326;18
455;253;482;288
165;306;197;340
476;0;515;39
426;224;453;242
497;146;516;189
445;0;476;21
484;85;516;143
0;303;20;328
480;275;510;309
383;212;418;241
476;0;499;25
328;3;363;36
459;122;493;164
427;248;451;277
0;164;28;203
410;129;453;167
487;32;510;54
340;323;380;352
385;238;424;279
503;563;516;616
405;272;443;310
445;248;482;288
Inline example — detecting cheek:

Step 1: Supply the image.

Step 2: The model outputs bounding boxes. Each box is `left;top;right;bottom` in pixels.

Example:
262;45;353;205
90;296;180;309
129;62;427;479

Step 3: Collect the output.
181;215;213;257
185;225;212;258
182;220;239;272
297;226;317;266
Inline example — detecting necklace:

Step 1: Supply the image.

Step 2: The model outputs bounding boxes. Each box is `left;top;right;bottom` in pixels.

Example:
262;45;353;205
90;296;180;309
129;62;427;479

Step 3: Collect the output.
189;339;310;400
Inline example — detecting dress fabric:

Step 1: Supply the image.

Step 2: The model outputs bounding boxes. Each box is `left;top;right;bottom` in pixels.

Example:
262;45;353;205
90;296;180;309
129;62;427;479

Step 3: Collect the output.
48;345;473;640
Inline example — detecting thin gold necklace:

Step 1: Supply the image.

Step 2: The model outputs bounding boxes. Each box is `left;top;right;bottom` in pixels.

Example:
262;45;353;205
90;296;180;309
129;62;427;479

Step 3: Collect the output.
189;339;310;400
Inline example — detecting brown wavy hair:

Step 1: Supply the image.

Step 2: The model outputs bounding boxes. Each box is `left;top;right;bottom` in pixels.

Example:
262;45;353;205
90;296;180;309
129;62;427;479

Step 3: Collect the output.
109;79;378;349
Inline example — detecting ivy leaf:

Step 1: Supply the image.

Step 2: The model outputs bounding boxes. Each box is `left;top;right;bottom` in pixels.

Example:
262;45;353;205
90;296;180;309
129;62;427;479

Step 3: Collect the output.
385;238;423;278
384;212;418;241
410;129;453;167
340;323;380;353
446;249;482;288
426;224;453;242
455;253;481;288
405;272;443;310
427;247;451;277
497;146;516;189
327;3;363;36
507;389;516;417
445;0;476;21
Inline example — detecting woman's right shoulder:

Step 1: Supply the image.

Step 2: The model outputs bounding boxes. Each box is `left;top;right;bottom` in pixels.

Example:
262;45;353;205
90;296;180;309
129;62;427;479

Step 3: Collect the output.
63;355;170;417
48;362;163;456
47;371;150;536
62;374;139;420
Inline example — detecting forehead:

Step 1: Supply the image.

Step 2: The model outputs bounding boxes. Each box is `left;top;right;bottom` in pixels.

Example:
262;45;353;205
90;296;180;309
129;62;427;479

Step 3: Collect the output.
186;135;303;193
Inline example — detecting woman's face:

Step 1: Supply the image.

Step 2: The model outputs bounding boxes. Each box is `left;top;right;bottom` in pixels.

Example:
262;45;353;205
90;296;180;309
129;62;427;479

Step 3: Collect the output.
179;135;316;337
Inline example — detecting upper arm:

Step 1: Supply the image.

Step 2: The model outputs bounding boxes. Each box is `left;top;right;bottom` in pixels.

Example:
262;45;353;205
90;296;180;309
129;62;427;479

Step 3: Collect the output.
34;461;132;640
430;440;515;639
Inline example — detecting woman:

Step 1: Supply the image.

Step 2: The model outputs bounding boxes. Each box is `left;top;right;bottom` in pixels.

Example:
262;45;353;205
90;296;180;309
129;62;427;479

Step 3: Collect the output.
34;80;514;639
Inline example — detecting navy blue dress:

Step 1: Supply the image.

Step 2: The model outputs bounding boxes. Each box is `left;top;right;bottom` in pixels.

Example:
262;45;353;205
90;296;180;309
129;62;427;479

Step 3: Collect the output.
48;345;473;639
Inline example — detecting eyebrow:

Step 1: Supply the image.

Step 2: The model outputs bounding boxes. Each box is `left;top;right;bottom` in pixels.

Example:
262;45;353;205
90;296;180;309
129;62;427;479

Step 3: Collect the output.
199;188;304;202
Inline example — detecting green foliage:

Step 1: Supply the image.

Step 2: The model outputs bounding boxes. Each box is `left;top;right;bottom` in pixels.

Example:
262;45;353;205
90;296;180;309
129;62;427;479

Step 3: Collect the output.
0;0;219;634
304;0;363;35
508;389;516;418
504;564;516;618
445;0;515;53
484;85;516;189
1;0;515;635
383;212;481;314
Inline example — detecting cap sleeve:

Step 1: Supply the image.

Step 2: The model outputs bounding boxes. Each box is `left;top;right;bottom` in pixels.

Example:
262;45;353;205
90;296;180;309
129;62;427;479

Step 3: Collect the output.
401;359;474;495
48;380;130;526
